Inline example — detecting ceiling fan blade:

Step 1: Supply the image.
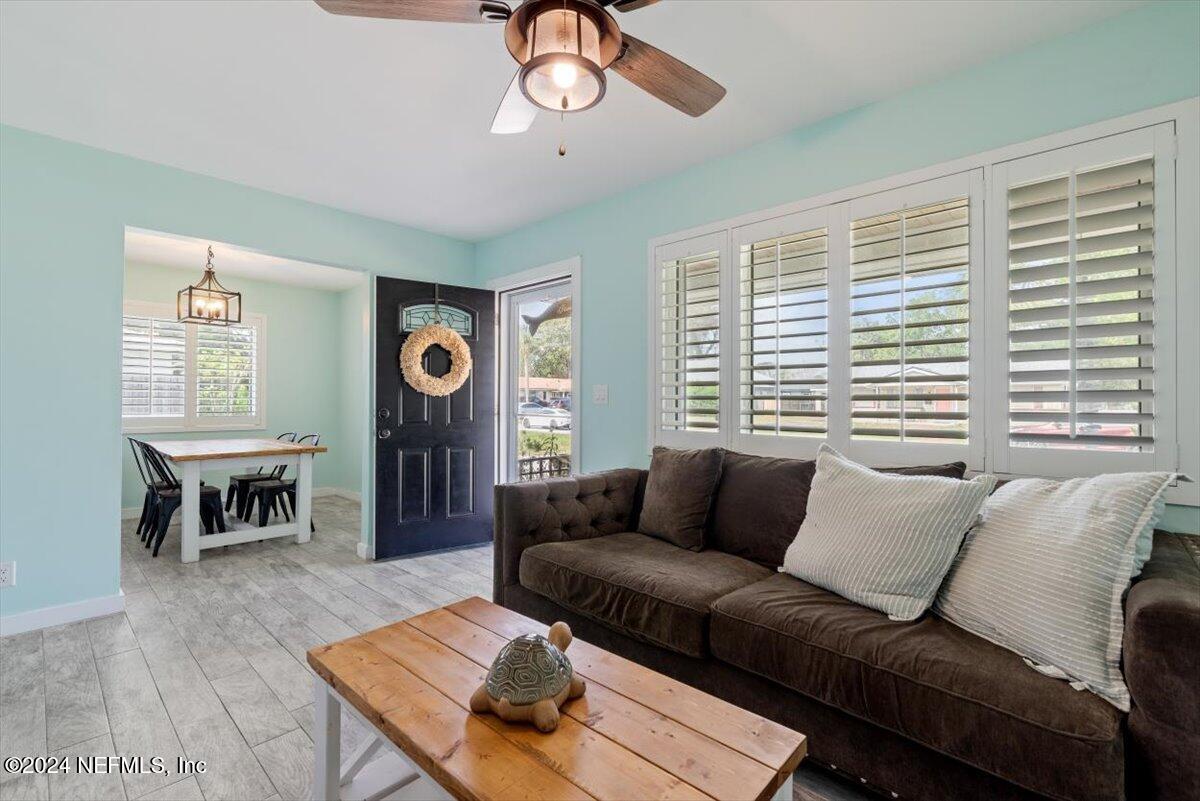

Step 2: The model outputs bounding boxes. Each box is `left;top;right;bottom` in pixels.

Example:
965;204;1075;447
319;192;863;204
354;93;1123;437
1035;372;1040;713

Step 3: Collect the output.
491;72;538;134
611;34;725;117
609;0;661;11
313;0;510;23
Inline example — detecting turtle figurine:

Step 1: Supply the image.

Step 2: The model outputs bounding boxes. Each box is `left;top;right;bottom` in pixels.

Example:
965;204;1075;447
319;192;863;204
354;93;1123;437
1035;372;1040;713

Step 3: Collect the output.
469;621;585;732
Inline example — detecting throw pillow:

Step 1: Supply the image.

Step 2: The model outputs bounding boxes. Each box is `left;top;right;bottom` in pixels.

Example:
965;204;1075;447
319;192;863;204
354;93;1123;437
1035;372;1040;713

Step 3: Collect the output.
933;472;1176;711
781;444;995;621
637;446;725;551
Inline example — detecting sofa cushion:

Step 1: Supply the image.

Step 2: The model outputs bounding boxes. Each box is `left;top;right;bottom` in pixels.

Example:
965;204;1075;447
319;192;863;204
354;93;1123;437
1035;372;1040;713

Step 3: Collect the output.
708;452;815;567
519;531;771;657
637;447;725;550
709;573;1124;801
708;451;969;568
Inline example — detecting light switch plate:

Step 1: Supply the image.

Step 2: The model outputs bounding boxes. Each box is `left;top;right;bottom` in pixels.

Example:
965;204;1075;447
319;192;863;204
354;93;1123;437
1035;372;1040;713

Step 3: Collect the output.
591;384;609;405
0;562;13;588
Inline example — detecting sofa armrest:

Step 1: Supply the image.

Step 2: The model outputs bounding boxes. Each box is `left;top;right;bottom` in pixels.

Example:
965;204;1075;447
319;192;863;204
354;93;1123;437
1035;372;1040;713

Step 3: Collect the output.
1124;531;1200;799
493;468;646;604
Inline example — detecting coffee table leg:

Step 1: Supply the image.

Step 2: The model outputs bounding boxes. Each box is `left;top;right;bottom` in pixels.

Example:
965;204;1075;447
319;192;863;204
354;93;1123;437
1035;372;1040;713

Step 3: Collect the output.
771;772;794;801
313;677;341;801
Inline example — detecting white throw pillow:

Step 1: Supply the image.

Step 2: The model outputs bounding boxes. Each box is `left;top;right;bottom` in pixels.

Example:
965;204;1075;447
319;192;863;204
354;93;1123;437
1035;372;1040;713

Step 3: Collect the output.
933;472;1175;711
781;445;996;621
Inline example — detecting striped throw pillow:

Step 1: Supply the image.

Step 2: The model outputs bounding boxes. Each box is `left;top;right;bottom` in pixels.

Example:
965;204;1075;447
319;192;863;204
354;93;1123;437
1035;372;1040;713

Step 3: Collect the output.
934;473;1175;711
781;445;996;621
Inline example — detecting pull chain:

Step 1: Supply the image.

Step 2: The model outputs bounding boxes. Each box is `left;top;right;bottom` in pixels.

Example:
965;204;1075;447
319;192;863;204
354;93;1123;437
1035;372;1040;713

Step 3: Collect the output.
558;112;567;157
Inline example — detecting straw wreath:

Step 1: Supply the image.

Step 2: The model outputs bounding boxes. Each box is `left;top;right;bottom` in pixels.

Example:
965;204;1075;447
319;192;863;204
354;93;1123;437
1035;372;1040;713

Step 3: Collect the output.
400;324;473;396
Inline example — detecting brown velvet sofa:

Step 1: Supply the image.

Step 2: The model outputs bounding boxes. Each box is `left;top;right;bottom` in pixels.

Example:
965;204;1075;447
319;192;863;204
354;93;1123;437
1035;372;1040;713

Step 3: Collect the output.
492;453;1200;801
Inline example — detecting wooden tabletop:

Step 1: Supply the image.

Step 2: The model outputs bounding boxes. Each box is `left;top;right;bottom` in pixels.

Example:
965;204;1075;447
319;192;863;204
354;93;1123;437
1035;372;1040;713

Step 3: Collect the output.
151;438;328;462
308;596;806;801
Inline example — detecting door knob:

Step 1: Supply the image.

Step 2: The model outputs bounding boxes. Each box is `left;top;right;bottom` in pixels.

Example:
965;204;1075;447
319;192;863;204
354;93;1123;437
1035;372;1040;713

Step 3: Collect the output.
377;429;392;440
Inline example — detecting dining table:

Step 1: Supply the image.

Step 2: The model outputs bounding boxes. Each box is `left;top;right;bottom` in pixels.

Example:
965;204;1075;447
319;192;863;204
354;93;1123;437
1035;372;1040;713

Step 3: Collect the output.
150;437;328;563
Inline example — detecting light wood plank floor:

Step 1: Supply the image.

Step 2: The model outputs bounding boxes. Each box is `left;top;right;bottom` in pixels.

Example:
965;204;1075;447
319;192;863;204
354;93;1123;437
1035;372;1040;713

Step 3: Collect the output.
1;497;869;801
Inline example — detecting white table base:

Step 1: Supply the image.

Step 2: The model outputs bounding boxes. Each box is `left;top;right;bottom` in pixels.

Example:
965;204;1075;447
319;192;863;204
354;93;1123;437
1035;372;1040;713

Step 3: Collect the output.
179;452;313;563
313;677;451;801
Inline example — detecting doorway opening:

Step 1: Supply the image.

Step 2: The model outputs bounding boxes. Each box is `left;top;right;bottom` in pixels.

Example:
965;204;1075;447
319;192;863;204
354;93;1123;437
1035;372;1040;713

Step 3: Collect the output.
497;262;581;483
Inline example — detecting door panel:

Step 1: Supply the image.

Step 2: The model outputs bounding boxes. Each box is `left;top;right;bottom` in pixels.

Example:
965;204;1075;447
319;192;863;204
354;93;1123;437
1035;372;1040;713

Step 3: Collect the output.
375;277;495;559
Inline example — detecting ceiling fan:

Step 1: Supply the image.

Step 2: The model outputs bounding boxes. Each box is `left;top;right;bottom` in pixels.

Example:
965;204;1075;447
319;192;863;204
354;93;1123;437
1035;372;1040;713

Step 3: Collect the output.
314;0;726;134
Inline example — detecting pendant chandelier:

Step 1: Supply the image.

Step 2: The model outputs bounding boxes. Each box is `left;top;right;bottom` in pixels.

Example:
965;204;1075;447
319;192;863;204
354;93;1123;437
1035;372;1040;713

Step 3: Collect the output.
177;245;241;326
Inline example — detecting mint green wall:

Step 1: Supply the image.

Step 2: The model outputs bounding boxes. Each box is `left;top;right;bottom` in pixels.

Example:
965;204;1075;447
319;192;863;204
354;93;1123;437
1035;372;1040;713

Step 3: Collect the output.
120;262;360;508
339;280;370;500
474;1;1200;533
0;126;473;617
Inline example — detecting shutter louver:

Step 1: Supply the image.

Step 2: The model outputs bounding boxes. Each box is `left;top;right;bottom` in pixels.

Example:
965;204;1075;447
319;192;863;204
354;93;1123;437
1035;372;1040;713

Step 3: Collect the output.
660;250;720;431
1007;157;1155;452
121;314;185;419
849;197;970;442
738;227;828;436
196;323;258;418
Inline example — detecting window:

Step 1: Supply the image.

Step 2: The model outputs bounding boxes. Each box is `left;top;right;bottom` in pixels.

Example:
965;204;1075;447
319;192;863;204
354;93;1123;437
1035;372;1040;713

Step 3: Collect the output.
121;301;265;432
195;323;258;420
121;314;185;419
850;197;971;444
739;225;829;439
648;107;1194;503
654;233;725;445
991;124;1176;477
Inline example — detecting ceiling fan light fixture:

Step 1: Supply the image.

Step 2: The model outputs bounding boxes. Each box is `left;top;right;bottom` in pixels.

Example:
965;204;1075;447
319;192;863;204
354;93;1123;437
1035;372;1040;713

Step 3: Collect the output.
518;4;606;112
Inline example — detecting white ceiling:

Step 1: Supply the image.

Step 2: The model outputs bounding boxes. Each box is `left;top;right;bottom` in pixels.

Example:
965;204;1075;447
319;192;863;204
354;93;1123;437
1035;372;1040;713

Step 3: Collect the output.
1;0;1141;241
125;228;365;291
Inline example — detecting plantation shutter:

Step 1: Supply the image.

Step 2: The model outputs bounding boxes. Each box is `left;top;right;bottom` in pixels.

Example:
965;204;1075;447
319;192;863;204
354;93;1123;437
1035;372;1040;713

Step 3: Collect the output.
196;322;258;418
849;196;971;443
1006;156;1158;451
121;313;185;419
658;239;722;437
738;225;828;438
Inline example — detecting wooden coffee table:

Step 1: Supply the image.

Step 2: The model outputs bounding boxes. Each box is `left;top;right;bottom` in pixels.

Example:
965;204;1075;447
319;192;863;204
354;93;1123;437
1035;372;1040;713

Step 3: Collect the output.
308;596;806;801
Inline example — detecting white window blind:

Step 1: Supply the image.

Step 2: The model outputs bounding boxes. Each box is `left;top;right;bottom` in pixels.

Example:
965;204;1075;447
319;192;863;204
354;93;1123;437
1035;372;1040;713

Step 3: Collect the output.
1006;157;1157;452
659;247;721;433
849;197;971;443
738;226;828;437
196;323;258;418
121;314;185;419
121;302;264;432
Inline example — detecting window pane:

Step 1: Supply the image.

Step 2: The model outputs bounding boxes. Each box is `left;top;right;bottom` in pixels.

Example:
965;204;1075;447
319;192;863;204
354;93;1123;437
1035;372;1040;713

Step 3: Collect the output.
739;227;828;437
121;315;184;419
850;197;970;443
660;251;720;432
1007;156;1154;452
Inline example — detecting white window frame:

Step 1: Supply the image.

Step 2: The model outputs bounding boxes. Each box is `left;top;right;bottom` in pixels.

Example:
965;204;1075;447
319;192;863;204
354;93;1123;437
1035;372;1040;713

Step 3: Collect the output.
843;170;985;470
649;231;730;450
121;300;267;433
728;205;835;459
646;98;1199;507
986;124;1176;480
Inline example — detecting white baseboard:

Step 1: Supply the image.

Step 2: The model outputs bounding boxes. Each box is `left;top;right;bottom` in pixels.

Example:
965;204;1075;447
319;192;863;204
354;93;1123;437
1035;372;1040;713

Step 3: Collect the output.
356;541;372;560
313;487;361;502
0;591;125;637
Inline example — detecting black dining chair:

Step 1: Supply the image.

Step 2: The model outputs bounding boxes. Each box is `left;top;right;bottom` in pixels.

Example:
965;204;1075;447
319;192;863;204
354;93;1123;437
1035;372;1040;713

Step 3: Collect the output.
129;438;218;543
244;433;321;532
138;440;226;557
225;432;297;519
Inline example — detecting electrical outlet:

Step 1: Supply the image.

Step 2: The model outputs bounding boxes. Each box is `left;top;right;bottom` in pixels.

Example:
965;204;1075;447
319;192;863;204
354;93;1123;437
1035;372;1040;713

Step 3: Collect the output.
0;562;13;588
